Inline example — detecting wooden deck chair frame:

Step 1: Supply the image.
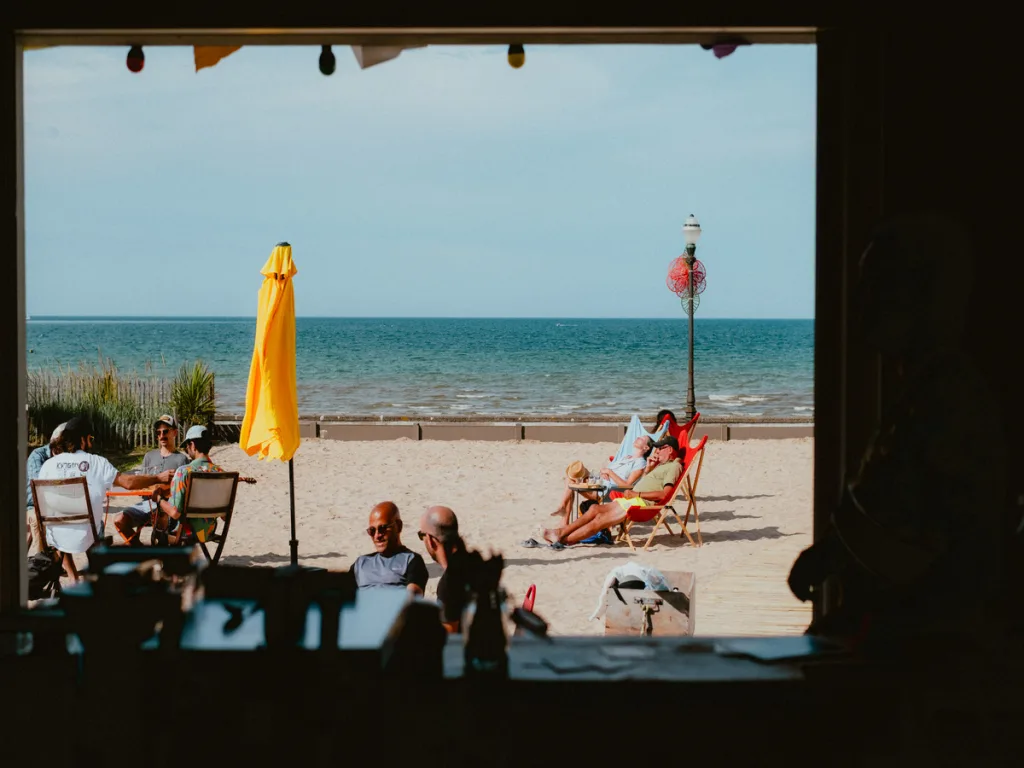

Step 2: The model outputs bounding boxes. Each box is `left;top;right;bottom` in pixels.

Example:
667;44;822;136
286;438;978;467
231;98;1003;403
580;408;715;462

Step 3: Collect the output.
675;437;708;548
30;477;102;558
615;461;689;552
616;435;709;551
166;472;239;564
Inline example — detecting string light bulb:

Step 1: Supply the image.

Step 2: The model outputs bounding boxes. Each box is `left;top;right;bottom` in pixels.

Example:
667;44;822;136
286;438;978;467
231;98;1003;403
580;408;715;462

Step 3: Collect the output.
126;45;145;74
507;44;525;69
319;45;336;76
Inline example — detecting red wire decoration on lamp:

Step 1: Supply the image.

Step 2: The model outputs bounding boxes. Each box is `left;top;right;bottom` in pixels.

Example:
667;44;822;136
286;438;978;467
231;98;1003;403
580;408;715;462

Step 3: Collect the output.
666;256;707;297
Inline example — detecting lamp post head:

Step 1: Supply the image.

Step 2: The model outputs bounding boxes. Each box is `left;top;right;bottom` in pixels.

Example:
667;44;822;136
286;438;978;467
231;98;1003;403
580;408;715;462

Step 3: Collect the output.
682;214;702;254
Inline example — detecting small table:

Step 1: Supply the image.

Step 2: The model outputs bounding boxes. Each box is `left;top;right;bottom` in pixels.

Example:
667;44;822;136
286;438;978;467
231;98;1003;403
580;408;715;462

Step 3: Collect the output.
103;485;169;541
566;482;605;523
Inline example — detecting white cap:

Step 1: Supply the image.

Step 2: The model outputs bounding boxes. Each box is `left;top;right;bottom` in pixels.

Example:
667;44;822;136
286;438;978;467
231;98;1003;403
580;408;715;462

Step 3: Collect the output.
184;424;208;442
50;422;67;442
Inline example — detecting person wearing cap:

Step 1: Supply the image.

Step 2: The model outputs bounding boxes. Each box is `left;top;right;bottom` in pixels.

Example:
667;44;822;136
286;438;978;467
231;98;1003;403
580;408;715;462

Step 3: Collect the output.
150;425;222;545
532;435;684;549
38;416;174;579
25;422;67;552
113;415;189;545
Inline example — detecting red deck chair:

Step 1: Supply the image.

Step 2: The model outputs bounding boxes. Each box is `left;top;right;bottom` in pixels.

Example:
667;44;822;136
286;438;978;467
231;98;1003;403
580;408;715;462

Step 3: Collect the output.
522;584;536;613
616;434;709;551
662;412;701;449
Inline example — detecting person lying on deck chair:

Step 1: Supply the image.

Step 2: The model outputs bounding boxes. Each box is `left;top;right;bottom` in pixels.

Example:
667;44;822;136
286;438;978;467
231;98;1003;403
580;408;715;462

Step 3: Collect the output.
149;425;222;546
537;436;682;548
550;434;654;524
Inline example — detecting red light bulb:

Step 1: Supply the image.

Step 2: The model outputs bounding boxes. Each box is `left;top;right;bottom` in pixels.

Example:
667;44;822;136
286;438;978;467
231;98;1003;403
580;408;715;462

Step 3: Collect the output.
127;45;145;73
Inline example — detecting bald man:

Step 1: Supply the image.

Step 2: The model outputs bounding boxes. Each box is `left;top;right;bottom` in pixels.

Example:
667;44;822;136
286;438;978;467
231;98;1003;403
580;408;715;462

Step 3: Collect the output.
418;506;468;633
352;502;428;595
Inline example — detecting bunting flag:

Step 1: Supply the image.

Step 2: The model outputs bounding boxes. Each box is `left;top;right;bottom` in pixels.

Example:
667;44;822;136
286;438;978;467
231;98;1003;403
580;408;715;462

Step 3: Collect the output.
351;45;425;70
194;46;242;72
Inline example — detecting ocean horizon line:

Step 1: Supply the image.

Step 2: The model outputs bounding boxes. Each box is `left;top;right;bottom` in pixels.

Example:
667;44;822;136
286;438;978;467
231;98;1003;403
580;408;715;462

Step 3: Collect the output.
27;314;816;322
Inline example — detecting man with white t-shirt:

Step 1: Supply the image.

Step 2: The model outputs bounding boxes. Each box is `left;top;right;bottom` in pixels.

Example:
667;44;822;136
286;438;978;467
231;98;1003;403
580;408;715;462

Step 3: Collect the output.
37;415;172;581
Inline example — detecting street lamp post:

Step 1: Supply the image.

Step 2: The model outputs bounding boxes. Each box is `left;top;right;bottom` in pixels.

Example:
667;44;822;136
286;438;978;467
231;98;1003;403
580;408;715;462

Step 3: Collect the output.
682;215;702;422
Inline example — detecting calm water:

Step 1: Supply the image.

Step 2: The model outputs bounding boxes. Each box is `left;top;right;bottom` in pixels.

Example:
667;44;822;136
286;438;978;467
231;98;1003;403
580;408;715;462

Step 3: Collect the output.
26;317;814;419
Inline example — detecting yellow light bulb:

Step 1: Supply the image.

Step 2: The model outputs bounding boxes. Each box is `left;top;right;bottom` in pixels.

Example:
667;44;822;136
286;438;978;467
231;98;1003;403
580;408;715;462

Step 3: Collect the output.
507;44;525;69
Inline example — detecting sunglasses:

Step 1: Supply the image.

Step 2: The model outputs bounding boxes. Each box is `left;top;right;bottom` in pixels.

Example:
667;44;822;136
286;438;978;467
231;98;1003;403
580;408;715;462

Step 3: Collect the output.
366;523;396;537
156;428;174;436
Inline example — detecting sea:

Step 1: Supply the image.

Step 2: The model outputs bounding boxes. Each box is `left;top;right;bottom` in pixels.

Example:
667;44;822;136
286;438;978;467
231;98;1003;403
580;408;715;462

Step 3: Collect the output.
25;317;814;420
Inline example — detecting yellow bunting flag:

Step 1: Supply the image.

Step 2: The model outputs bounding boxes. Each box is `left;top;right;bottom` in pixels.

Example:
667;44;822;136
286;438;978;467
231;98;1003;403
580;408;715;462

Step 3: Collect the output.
193;46;241;72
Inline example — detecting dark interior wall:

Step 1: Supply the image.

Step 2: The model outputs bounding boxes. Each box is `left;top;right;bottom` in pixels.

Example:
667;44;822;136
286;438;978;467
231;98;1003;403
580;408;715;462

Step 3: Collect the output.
879;30;1022;619
822;26;1022;622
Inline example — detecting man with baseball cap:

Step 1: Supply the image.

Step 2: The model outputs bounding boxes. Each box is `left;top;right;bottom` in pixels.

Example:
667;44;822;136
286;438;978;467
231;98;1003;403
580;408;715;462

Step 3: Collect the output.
151;424;222;545
114;415;188;545
532;435;684;549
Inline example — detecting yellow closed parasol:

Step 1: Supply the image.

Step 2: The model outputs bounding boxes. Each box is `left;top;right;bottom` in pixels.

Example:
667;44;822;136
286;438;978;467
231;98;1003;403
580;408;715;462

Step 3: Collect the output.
239;242;301;563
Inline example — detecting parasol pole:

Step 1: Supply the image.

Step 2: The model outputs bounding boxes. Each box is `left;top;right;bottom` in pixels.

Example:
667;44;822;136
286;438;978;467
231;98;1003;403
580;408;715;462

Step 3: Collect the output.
288;458;298;566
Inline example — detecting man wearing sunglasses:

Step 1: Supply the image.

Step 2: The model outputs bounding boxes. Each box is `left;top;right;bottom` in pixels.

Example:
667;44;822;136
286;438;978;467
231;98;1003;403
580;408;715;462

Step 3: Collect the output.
113;414;188;545
351;502;428;595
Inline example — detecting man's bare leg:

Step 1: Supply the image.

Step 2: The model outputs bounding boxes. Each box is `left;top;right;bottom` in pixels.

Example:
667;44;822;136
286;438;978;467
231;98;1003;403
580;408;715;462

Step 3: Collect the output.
62;553;80;583
542;502;626;546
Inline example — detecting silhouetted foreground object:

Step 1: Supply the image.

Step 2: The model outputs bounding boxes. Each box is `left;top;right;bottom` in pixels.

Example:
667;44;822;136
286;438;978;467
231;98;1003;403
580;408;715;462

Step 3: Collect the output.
458;549;509;679
789;213;1006;640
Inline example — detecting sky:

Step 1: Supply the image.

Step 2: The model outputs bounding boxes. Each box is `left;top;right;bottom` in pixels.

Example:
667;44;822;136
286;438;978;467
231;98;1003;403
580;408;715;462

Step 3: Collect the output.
23;44;816;319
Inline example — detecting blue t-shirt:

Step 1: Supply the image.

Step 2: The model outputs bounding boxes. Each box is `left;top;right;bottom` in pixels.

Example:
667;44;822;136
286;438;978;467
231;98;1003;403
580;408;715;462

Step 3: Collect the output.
352;546;429;591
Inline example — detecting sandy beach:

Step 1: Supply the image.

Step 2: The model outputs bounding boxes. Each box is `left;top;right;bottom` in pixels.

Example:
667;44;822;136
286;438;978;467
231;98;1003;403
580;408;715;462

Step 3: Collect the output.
105;436;813;637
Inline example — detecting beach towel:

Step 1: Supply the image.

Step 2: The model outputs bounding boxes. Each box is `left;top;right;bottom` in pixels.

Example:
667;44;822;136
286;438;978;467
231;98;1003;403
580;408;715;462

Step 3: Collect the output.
611;415;668;464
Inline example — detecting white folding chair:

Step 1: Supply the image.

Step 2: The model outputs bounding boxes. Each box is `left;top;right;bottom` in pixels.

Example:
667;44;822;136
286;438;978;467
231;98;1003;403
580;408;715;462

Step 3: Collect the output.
167;472;239;564
30;477;102;559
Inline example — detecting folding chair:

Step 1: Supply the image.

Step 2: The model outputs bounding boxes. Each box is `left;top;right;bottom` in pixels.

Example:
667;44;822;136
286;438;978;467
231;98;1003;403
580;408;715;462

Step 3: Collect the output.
677;434;709;547
31;477;103;580
163;472;239;564
662;411;701;449
522;584;537;613
616;435;709;551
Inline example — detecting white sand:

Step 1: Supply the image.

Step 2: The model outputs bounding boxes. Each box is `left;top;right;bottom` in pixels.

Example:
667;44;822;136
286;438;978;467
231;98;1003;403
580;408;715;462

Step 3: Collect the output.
149;437;812;636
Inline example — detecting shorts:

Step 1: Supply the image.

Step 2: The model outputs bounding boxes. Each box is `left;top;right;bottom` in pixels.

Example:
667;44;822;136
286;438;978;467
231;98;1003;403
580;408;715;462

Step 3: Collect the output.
615;497;651;511
121;501;155;525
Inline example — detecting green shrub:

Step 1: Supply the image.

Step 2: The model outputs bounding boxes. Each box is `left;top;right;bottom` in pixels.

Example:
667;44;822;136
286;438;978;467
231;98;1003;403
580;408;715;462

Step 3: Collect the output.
170;361;216;434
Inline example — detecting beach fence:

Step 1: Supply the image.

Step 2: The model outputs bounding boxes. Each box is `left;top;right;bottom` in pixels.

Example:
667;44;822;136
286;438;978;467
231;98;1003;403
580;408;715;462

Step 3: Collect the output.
26;362;215;451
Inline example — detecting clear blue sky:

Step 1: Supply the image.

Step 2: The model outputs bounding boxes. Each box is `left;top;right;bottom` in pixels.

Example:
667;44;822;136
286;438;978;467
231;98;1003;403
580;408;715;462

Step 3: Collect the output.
24;44;816;319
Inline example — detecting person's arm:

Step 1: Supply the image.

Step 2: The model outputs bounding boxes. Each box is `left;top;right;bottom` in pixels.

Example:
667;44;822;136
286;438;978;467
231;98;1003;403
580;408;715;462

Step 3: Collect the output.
622;486;672;501
605;466;645;488
151;467;185;519
623;465;681;501
115;469;173;490
407;554;428;597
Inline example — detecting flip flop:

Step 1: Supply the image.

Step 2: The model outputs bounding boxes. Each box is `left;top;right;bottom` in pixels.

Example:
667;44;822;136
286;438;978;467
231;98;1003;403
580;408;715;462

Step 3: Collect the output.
522;538;566;551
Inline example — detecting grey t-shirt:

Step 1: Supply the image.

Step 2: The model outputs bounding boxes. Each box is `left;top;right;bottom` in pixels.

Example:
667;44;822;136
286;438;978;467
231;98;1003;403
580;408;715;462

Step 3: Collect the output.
141;449;188;474
352;547;429;591
123;449;189;515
